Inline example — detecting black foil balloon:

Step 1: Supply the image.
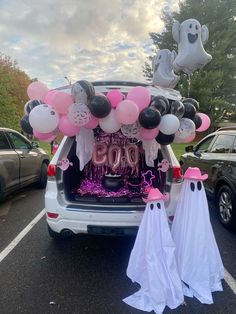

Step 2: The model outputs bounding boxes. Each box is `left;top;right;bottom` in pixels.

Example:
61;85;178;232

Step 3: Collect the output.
25;99;41;114
169;100;185;118
193;114;202;129
183;98;199;111
138;107;161;129
183;102;197;120
88;95;111;118
20;114;33;135
150;96;169;115
156;131;175;145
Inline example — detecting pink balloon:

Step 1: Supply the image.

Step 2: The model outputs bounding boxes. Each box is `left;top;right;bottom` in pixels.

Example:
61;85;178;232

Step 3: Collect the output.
139;127;160;140
196;113;211;132
44;90;58;106
33;130;57;142
107;90;123;108
127;86;151;111
115;100;139;125
58;115;80;136
51;91;74;114
27;81;49;101
43;135;57;143
84;115;99;129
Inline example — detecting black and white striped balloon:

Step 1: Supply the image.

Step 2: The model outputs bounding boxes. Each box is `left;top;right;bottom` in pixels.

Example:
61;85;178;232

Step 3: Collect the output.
71;80;95;105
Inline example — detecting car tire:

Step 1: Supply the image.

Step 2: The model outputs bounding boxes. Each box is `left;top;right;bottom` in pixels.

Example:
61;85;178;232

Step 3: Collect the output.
47;225;74;240
217;185;236;230
36;163;48;189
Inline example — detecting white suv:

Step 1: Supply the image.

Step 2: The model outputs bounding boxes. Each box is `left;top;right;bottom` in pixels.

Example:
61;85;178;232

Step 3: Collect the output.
45;81;183;238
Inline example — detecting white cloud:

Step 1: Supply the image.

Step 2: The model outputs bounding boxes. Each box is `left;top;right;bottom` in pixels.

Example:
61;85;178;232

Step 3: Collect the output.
0;0;179;88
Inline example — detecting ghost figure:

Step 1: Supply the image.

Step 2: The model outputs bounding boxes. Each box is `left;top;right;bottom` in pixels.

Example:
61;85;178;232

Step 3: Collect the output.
171;167;224;304
152;49;180;89
123;188;184;314
71;80;95;105
172;19;212;74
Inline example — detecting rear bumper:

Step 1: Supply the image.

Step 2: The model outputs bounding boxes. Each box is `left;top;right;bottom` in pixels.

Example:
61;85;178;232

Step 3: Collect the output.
45;180;182;235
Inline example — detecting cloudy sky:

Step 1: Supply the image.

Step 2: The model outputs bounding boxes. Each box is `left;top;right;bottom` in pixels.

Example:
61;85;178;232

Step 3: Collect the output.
0;0;178;88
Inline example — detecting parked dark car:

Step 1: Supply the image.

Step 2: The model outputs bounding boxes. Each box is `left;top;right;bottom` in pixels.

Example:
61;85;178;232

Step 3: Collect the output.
180;127;236;230
0;128;50;201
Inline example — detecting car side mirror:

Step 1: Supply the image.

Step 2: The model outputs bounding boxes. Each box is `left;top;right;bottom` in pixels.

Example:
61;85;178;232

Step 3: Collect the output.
31;142;39;148
185;145;194;152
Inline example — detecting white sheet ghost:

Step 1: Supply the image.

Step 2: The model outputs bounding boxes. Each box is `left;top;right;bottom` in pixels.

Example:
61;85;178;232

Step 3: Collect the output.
152;49;179;89
171;167;224;304
172;19;212;74
123;188;184;314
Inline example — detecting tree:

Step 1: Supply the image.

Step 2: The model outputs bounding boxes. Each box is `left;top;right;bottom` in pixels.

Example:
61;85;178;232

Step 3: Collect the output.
0;53;32;130
143;0;236;129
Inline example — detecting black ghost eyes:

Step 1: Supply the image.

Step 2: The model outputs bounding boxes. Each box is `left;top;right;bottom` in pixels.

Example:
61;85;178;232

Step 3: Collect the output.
196;25;198;30
150;203;161;210
50;111;55;115
190;181;202;191
197;181;202;191
189;24;192;28
159;55;162;60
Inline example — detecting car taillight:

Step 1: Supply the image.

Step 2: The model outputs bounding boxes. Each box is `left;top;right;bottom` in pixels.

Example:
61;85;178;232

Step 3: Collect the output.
47;164;56;177
172;166;182;182
47;212;59;219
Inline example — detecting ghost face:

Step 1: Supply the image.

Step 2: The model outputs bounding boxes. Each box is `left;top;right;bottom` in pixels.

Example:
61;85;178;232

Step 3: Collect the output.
182;19;201;44
149;201;163;211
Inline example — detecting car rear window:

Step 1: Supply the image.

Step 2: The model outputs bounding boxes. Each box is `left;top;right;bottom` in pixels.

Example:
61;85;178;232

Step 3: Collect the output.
0;132;11;149
210;134;235;153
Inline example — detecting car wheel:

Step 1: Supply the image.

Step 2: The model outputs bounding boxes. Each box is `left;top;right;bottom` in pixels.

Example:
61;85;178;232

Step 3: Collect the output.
47;225;74;240
217;185;236;230
36;163;48;189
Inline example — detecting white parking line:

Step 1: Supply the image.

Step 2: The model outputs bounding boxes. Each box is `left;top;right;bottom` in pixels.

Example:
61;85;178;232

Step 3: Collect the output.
0;209;236;296
225;268;236;294
0;209;45;263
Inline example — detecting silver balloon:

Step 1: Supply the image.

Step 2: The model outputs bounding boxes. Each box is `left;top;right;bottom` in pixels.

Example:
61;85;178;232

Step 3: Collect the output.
174;118;196;143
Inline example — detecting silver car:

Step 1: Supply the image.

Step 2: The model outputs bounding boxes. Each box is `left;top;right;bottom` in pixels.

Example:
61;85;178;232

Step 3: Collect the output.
0;127;50;201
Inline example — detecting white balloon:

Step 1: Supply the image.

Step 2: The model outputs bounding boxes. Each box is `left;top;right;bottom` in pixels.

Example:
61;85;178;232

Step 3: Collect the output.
99;109;121;133
174;118;196;143
159;114;180;135
172;19;212;74
29;104;59;133
152;49;179;89
68;103;91;127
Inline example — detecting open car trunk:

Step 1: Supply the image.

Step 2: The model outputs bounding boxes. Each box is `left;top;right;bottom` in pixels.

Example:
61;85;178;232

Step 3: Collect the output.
62;129;167;206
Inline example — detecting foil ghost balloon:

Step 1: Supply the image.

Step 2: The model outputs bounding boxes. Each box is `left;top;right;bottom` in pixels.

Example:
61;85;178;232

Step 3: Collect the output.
172;19;212;74
152;49;179;89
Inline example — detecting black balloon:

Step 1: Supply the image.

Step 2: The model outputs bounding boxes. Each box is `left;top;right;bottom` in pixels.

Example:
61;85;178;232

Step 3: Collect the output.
183;102;197;120
156;131;175;145
183;98;199;111
25;99;41;114
138;107;161;129
193;114;202;129
20;115;33;135
150;96;169;115
88;95;111;118
169;100;185;118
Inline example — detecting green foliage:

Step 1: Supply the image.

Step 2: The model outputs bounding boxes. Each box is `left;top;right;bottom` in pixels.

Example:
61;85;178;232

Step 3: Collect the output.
144;0;236;128
0;53;32;130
